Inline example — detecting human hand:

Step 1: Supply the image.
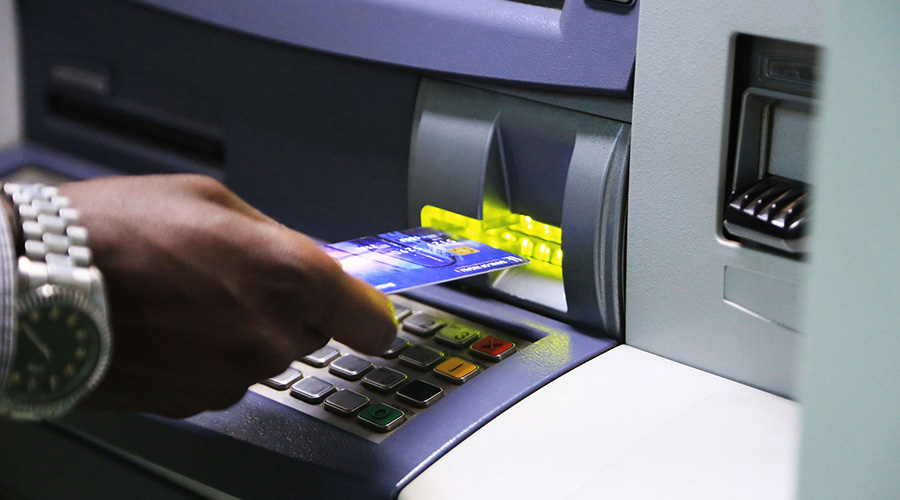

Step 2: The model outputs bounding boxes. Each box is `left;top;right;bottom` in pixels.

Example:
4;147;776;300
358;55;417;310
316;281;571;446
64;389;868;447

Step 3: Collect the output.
59;175;397;418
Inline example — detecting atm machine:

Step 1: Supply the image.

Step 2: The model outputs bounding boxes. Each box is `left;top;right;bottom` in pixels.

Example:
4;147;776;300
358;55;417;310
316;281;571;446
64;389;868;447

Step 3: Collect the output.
0;0;834;499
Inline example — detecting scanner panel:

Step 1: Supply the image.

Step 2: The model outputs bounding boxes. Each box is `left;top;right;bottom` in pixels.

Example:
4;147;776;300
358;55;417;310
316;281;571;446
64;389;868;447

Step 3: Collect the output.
6;0;629;498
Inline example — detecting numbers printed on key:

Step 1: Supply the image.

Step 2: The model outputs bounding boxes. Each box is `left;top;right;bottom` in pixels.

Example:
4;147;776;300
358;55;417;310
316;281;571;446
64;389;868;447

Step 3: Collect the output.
435;323;480;349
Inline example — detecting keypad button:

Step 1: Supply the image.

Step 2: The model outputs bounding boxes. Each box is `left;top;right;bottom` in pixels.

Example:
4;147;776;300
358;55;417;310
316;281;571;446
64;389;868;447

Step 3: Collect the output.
434;357;479;384
399;345;444;371
261;367;303;390
358;403;406;432
396;380;444;408
300;345;340;367
380;337;410;359
324;390;370;417
290;376;336;404
402;312;446;337
392;303;413;322
470;336;516;362
435;323;480;349
362;367;408;393
329;354;374;381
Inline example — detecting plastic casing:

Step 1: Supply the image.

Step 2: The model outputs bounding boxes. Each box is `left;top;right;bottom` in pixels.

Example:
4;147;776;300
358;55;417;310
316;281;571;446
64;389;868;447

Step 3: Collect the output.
0;0;634;498
131;0;639;95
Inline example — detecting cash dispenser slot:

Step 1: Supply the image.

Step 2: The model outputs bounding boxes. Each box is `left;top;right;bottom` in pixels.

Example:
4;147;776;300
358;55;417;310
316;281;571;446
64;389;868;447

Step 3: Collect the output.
725;174;809;254
723;36;817;255
409;79;630;338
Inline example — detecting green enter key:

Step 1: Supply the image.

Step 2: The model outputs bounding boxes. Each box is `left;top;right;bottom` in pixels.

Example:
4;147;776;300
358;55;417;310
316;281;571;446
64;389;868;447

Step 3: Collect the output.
358;403;406;432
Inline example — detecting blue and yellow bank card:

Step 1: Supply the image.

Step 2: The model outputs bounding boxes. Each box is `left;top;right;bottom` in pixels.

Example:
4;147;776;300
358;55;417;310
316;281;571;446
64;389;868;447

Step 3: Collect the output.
323;227;529;294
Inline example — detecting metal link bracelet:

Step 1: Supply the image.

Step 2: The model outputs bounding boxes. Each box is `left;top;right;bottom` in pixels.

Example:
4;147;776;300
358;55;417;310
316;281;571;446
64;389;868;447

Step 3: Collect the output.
2;183;97;294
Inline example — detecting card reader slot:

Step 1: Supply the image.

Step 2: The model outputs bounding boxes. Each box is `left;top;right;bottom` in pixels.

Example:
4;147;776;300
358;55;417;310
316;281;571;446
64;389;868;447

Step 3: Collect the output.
47;91;225;167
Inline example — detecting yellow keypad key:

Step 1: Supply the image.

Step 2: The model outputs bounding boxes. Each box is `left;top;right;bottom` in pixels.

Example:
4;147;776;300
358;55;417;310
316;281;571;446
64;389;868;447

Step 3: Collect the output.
434;357;479;384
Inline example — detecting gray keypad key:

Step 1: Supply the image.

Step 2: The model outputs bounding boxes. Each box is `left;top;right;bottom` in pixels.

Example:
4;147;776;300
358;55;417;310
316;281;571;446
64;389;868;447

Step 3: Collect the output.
396;380;444;408
300;345;340;367
324;390;370;417
380;337;410;359
392;303;413;322
290;376;335;404
261;367;303;390
362;367;408;393
402;312;446;337
399;345;444;370
329;354;374;381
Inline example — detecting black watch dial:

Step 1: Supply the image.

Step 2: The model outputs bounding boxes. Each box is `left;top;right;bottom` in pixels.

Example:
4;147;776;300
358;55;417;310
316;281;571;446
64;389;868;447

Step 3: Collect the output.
7;302;102;403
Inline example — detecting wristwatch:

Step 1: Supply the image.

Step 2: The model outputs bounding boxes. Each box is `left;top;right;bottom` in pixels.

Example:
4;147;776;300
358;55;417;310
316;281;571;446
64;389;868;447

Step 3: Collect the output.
0;183;112;419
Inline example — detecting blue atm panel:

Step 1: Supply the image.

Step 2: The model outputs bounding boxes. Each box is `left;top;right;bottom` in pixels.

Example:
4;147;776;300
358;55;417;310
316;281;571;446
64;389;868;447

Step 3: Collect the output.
0;0;637;498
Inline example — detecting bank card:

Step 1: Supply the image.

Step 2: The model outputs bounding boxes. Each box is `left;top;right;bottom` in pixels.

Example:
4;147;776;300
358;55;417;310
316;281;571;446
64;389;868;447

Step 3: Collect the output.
323;227;529;294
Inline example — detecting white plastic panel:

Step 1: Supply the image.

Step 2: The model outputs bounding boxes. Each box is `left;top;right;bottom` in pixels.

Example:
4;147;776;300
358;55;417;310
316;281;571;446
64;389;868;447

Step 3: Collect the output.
797;3;900;499
399;346;799;500
627;0;823;397
0;0;21;150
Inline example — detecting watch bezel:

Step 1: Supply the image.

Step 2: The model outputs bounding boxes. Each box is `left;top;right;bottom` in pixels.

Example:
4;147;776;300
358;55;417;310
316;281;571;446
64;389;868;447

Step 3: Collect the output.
1;284;112;419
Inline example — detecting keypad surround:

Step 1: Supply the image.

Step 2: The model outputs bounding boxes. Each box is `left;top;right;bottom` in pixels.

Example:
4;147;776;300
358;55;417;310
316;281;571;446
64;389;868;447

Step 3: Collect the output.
250;296;528;443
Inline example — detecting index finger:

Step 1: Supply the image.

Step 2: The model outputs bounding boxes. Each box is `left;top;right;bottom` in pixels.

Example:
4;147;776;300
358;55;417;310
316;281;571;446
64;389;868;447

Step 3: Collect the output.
323;271;399;355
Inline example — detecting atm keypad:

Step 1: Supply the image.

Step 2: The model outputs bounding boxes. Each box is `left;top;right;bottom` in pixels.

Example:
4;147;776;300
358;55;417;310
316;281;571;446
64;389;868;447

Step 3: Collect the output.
324;390;370;417
290;376;336;404
399;345;445;371
470;336;516;362
392;304;413;322
358;403;406;432
250;296;528;443
263;367;303;390
434;358;479;384
362;367;408;393
380;337;410;359
402;312;446;336
328;354;374;381
435;323;480;349
300;345;340;367
396;380;443;408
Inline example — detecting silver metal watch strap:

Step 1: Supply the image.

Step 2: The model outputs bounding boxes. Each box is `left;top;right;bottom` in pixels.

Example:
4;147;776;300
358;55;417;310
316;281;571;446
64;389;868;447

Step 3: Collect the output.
2;183;97;294
0;182;111;419
0;191;17;395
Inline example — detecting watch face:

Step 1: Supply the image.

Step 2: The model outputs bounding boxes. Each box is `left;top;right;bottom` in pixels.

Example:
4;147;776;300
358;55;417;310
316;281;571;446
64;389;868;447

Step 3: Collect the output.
7;293;103;404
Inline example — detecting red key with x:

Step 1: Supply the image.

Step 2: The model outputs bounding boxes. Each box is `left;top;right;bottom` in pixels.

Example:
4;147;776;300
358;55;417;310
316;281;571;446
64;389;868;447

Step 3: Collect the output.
470;336;515;362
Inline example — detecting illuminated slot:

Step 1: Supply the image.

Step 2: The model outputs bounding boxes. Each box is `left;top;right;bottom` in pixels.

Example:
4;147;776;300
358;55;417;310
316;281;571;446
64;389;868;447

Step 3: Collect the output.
420;205;564;278
534;242;552;262
518;237;535;258
551;247;564;267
